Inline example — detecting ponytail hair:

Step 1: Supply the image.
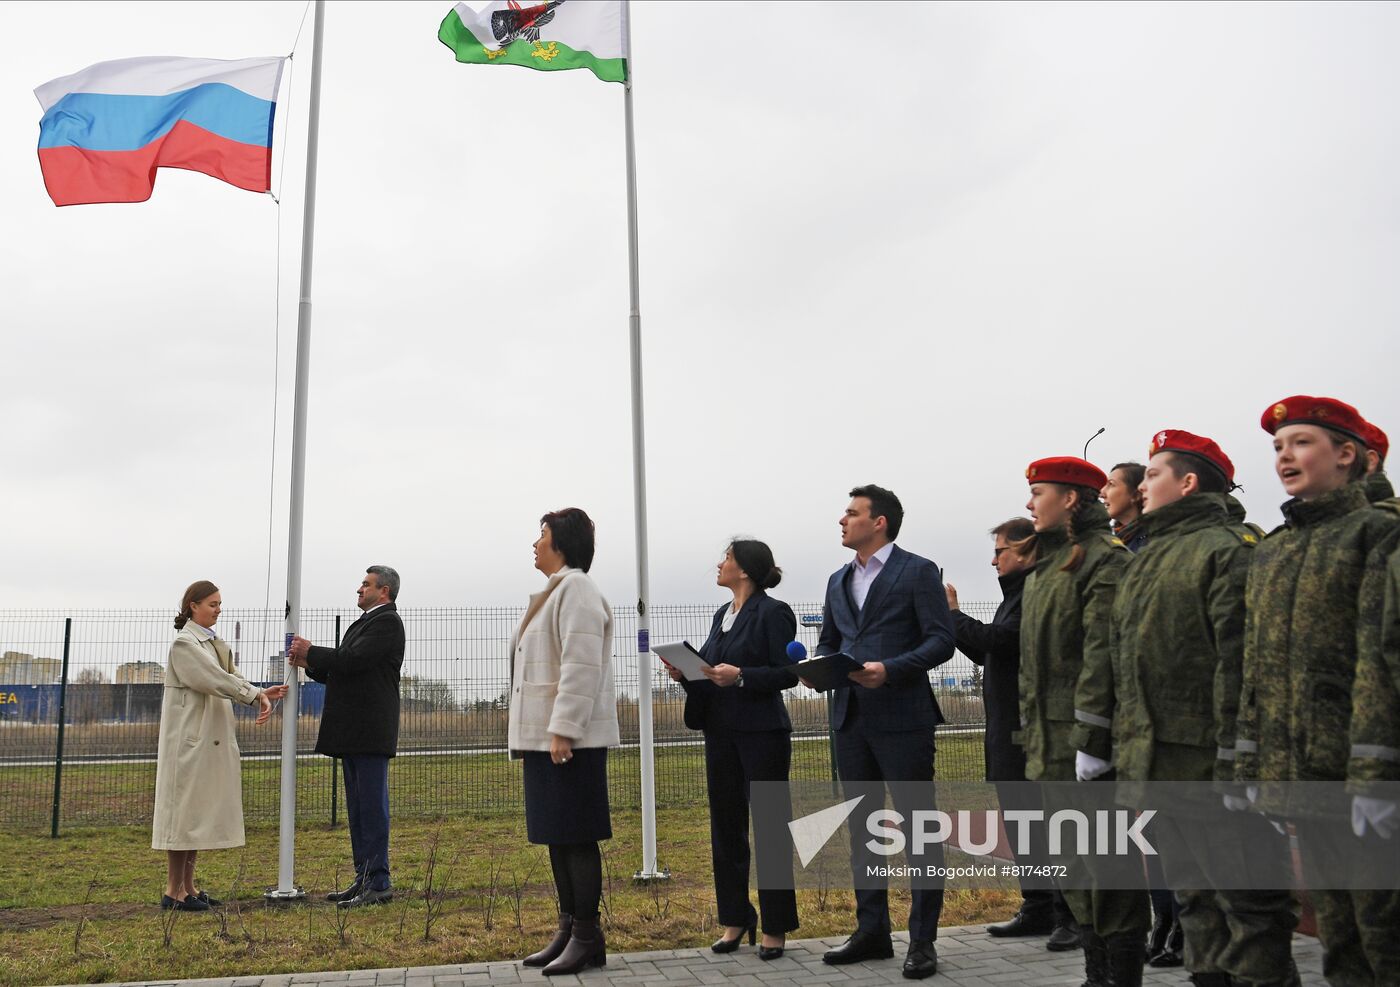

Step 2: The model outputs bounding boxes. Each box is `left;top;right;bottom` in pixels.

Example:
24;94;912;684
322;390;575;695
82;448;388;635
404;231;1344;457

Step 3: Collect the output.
175;580;219;630
728;538;783;590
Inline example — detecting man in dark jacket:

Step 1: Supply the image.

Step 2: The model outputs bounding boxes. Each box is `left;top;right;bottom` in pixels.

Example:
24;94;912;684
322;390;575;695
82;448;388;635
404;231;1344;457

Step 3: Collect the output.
948;518;1077;950
814;484;957;979
289;565;406;907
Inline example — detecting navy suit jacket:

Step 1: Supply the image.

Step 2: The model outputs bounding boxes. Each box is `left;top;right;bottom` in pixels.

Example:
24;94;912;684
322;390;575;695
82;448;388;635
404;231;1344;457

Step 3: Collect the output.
682;590;799;732
817;544;956;732
305;602;405;758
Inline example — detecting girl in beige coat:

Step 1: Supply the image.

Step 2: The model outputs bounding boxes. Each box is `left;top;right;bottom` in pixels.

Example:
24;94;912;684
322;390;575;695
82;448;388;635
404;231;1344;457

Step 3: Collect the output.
152;581;286;911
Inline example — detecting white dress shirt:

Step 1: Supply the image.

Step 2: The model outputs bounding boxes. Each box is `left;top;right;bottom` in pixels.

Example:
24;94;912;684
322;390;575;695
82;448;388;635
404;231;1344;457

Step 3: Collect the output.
850;541;895;611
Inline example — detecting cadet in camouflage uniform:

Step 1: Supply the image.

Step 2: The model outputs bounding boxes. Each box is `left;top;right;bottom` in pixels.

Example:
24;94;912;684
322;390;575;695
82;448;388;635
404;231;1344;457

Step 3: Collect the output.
1360;421;1394;504
1341;487;1400;983
1235;397;1400;987
1019;456;1148;987
1112;430;1298;987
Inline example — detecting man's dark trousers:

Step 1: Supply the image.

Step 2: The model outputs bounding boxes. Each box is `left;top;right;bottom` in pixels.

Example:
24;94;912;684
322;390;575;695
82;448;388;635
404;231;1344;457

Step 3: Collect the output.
342;754;391;891
837;701;942;941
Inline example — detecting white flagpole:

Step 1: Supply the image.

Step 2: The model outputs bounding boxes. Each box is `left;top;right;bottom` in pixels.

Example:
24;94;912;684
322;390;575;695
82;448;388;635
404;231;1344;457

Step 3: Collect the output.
267;0;325;902
622;0;665;882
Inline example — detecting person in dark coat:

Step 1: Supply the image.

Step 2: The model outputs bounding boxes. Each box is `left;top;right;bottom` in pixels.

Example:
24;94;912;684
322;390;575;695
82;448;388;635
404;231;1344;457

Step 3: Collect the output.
812;484;957;980
289;565;406;907
947;518;1077;951
666;539;800;960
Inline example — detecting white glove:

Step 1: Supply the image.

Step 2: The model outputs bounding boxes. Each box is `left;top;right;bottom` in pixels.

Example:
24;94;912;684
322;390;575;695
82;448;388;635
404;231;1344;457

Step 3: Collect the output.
1352;796;1399;839
1075;750;1113;781
1246;784;1259;805
1223;794;1251;812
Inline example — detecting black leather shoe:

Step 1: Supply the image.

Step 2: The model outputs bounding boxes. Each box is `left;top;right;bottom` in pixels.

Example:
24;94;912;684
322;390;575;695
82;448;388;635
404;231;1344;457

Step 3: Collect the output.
711;923;755;953
758;943;785;961
1047;922;1083;951
337;886;393;908
902;940;938;980
987;909;1056;937
1187;974;1233;987
823;929;894;965
326;882;363;903
1145;912;1169;961
194;890;222;907
174;894;209;912
1148;919;1183;967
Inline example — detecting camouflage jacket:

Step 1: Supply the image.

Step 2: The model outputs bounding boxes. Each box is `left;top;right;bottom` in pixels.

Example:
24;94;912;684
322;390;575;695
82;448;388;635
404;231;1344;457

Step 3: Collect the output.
1111;493;1256;785
1349;497;1400;792
1235;483;1400;816
1365;470;1395;504
1018;501;1129;780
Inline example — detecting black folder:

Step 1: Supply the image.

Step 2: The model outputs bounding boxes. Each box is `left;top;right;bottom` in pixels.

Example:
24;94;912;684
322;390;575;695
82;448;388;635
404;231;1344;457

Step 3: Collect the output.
794;652;863;692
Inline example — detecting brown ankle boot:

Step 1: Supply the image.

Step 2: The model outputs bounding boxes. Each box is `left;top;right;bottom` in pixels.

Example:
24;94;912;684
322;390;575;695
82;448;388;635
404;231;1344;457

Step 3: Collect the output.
542;915;606;976
523;913;573;968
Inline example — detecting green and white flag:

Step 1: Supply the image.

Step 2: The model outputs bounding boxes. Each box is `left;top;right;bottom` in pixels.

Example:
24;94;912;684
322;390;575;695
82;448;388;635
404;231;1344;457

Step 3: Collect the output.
439;1;628;84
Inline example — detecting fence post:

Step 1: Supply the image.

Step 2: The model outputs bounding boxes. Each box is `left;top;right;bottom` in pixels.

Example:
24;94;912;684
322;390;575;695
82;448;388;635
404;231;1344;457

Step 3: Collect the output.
329;614;340;827
50;617;73;838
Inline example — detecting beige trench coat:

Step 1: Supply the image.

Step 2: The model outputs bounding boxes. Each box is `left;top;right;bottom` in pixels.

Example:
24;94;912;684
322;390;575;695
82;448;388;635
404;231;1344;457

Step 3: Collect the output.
151;626;262;850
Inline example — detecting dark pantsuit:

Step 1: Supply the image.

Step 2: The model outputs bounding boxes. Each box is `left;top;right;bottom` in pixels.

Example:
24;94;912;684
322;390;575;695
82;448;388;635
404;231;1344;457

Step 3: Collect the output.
703;729;799;935
341;754;391;891
836;719;942;942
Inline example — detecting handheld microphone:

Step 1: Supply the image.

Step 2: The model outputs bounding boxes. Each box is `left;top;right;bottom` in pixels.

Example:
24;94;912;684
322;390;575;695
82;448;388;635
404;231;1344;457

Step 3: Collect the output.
786;641;808;663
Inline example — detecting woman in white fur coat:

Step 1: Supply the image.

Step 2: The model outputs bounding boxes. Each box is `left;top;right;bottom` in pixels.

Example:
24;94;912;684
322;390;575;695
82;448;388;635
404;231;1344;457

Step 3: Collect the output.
508;508;618;976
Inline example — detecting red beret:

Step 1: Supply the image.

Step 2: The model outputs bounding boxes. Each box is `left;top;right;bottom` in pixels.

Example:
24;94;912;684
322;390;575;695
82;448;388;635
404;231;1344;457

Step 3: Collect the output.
1362;420;1389;460
1261;395;1368;444
1148;429;1235;484
1025;456;1107;489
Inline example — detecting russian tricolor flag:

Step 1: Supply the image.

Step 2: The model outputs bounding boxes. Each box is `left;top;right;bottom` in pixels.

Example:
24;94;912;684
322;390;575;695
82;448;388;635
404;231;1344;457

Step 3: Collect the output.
35;55;285;207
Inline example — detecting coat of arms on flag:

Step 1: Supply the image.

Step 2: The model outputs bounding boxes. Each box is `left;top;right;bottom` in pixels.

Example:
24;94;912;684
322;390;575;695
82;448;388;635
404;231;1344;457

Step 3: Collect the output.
439;0;628;84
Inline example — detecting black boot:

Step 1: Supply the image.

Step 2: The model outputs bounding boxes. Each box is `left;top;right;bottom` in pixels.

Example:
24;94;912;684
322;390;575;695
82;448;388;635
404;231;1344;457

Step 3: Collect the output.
1080;931;1111;987
1106;932;1146;987
1149;918;1184;967
523;913;573;968
542;915;606;975
1145;910;1170;962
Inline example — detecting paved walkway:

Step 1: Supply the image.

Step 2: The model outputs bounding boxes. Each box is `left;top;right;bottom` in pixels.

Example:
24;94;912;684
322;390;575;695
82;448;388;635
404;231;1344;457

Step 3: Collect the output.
71;926;1326;987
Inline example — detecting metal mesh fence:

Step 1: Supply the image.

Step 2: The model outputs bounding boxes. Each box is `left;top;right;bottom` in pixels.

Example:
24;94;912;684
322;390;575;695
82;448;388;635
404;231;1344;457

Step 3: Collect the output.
0;603;995;831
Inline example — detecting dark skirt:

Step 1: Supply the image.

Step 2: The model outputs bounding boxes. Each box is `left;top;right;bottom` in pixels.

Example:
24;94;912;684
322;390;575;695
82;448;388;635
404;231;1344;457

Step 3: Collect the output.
522;746;612;845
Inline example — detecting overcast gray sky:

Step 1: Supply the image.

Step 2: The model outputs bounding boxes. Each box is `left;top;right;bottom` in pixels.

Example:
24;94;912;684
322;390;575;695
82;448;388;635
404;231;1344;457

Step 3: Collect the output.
2;1;1398;616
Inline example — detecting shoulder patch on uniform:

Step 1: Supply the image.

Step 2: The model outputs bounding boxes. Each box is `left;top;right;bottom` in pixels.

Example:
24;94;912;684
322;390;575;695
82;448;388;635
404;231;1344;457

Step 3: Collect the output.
1239;532;1258;545
1109;537;1125;547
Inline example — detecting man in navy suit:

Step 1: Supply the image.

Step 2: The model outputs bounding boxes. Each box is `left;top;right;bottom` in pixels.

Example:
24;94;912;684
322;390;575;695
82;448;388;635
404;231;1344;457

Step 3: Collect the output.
815;485;956;979
289;565;406;908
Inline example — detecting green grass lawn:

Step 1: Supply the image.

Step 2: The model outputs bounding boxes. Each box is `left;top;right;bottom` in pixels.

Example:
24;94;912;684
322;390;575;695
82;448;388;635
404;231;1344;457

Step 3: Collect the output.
0;735;1011;986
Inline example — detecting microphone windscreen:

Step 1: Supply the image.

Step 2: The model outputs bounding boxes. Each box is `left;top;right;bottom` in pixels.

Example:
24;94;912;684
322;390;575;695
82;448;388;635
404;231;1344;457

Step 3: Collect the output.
785;640;807;662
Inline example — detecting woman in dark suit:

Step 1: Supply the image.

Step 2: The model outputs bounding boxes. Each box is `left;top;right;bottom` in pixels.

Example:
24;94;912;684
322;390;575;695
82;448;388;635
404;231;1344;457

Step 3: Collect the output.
666;539;800;959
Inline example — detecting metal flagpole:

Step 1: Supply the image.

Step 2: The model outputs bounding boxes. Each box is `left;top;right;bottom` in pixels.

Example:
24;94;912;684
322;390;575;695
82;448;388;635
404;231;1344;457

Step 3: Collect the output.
267;0;325;902
622;0;665;883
